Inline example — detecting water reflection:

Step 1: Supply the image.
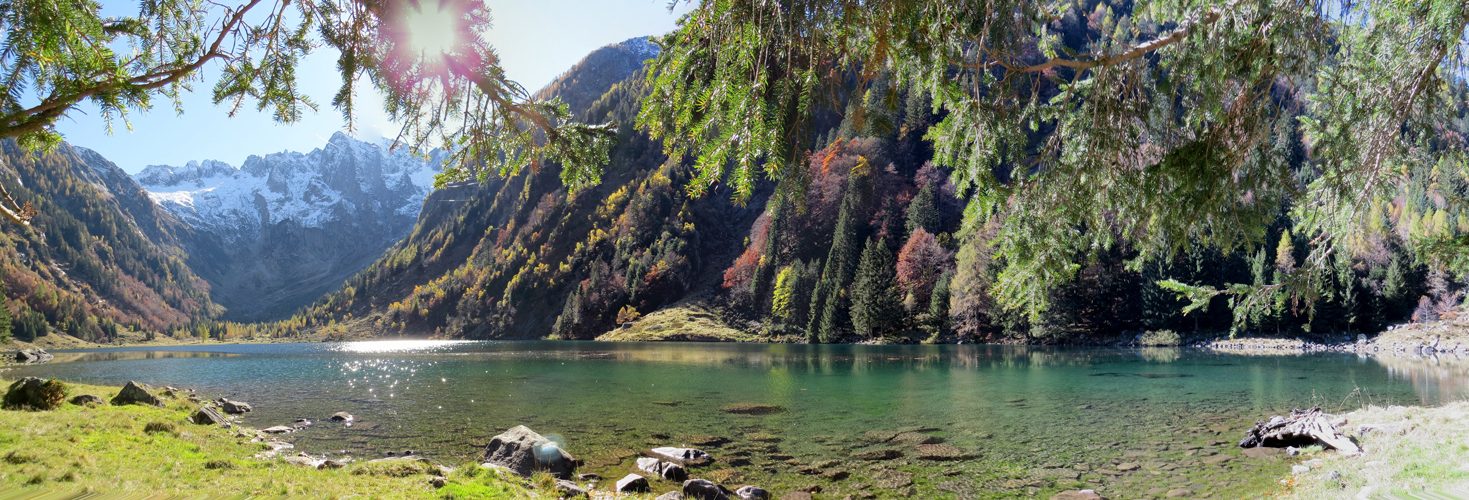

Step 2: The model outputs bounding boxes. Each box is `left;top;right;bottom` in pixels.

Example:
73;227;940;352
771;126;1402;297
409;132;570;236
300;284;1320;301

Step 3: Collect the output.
333;340;475;354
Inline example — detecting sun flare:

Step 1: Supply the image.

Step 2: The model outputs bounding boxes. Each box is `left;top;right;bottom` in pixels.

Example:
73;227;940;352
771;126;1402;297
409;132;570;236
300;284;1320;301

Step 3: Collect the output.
403;3;459;57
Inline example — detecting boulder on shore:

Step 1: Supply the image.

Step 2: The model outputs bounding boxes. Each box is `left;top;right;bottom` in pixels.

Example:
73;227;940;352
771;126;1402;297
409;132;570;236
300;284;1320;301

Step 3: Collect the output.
734;485;771;500
683;479;733;500
111;381;163;407
481;425;578;479
4;377;64;410
556;479;588;498
651;447;712;464
69;394;105;406
1238;406;1360;453
616;473;650;493
191;405;230;426
637;456;689;481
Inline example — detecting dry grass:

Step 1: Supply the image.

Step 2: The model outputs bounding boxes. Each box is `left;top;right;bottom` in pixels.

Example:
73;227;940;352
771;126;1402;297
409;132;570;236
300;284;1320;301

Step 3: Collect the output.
1282;402;1469;498
594;305;761;342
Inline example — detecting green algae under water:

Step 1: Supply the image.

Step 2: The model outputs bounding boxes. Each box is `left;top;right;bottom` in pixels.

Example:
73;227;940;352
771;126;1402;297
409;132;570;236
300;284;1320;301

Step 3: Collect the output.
9;341;1467;498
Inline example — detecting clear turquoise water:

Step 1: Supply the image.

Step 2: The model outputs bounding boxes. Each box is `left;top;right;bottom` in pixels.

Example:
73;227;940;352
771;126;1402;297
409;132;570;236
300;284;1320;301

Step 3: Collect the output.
5;341;1461;498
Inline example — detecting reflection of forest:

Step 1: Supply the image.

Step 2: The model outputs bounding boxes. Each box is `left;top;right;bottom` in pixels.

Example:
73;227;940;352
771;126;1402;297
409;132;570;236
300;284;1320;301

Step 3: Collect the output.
1376;353;1469;404
45;351;237;364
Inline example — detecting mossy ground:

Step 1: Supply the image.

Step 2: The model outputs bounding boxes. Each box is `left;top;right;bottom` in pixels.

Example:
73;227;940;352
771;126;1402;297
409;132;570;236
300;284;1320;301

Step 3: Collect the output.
0;379;654;499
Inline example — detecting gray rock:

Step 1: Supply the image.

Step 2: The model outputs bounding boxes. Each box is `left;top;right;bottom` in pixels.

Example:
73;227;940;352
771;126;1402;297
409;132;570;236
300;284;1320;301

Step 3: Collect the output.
191;405;230;426
1166;489;1192;498
656;492;686;500
1326;470;1341;481
555;479;588;498
261;426;295;434
430;476;446;488
1049;491;1102;500
616;473;650;494
482;425;577;479
778;493;813;500
735;485;770;500
652;447;712;462
69;394;105;406
638;456;690;481
14;349;52;364
329;412;353;422
1292;465;1310;474
111;381;163;407
683;479;733;500
220;399;253;414
578;473;602;481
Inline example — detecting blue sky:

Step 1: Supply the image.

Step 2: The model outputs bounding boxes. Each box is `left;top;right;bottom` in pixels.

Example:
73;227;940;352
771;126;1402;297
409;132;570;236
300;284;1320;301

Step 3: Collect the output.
57;1;693;174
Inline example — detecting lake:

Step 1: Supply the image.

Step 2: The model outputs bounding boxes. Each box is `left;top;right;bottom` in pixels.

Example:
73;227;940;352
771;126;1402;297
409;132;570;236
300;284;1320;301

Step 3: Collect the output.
6;341;1462;498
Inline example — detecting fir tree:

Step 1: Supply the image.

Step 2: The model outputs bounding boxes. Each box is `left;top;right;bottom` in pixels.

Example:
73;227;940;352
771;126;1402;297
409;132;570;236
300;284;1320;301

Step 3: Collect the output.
808;160;872;342
851;237;902;339
752;200;788;308
906;183;939;236
928;270;953;330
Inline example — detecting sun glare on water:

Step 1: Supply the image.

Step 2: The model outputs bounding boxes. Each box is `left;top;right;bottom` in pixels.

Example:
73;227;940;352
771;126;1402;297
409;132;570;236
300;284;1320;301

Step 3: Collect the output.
403;3;460;57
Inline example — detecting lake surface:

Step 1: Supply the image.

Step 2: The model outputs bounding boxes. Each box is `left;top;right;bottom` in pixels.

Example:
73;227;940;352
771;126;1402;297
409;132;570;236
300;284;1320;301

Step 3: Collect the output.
6;341;1465;498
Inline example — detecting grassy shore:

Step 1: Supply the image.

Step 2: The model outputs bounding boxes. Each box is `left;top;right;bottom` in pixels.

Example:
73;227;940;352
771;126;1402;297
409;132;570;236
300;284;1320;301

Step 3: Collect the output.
0;379;657;499
1276;402;1469;498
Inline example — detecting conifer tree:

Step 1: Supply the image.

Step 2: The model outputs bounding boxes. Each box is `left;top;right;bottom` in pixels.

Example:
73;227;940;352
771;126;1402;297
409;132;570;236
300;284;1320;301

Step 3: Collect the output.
807;160;872;342
752;200;788;308
906;183;939;236
851;237;901;339
928;271;953;330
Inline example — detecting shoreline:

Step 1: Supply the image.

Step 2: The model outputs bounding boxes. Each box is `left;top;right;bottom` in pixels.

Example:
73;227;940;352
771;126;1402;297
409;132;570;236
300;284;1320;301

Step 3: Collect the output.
3;353;1468;499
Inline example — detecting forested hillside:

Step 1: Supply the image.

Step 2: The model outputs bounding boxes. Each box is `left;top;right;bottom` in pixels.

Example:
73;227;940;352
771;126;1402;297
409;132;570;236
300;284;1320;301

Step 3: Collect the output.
0;141;219;343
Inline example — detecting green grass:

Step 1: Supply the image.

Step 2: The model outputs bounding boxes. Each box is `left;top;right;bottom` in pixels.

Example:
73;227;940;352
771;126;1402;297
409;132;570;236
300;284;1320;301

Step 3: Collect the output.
1284;402;1469;498
595;304;764;342
0;379;657;499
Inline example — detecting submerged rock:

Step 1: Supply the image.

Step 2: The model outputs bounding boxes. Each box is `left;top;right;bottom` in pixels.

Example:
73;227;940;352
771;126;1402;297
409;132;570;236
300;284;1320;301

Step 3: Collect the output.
851;449;903;461
329;412;354;422
482;425;577;479
111;381;163;407
721;403;787;415
913;444;970;460
1051;490;1103;500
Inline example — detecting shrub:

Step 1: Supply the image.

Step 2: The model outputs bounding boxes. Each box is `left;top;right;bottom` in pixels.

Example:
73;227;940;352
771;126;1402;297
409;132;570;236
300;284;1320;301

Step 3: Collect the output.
1140;329;1182;346
143;421;180;436
3;378;68;410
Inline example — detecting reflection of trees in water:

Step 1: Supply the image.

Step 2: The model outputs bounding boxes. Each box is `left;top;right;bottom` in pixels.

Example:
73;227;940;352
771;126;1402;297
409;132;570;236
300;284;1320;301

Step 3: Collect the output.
1377;353;1469;404
48;351;236;364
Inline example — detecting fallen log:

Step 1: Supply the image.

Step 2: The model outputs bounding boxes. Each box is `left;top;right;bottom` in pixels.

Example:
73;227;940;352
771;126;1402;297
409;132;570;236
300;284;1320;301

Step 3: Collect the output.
1238;406;1360;454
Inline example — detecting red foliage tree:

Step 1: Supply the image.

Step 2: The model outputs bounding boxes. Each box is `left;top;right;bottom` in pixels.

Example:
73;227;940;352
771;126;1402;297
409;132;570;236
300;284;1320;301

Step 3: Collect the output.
895;228;952;305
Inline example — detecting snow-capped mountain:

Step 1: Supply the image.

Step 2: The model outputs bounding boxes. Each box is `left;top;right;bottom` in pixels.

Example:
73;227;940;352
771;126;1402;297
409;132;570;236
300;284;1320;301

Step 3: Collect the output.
134;132;447;321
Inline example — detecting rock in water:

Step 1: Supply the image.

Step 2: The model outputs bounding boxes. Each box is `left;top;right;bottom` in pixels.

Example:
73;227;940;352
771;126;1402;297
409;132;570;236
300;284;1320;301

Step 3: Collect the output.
683;479;733;500
735;485;771;500
616;474;650;493
220;399;253;414
329;412;354;422
851;449;903;461
1238;406;1360;453
69;394;104;406
481;425;577;479
14;349;52;364
721;403;786;415
192;405;230;426
111;381;163;407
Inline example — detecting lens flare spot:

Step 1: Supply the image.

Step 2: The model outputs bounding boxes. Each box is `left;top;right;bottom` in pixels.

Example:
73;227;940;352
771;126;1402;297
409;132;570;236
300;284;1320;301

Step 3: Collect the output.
404;4;459;57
